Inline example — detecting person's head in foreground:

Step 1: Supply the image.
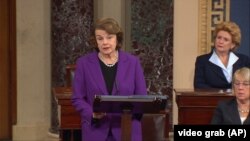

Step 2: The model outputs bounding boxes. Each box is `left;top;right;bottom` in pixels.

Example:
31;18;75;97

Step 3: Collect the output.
233;67;250;104
233;67;250;123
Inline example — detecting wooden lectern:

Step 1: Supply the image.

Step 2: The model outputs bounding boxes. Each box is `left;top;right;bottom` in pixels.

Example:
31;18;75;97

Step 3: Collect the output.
93;95;168;141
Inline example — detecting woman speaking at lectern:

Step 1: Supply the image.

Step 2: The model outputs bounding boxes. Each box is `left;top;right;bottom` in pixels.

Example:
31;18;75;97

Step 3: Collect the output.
71;17;147;141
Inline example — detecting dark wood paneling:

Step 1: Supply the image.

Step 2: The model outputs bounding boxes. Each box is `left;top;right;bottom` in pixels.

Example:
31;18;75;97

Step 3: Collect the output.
9;0;17;127
0;0;10;139
175;89;234;125
0;0;16;139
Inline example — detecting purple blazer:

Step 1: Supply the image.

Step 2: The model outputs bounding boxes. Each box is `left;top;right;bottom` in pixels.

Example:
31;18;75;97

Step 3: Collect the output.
71;50;147;141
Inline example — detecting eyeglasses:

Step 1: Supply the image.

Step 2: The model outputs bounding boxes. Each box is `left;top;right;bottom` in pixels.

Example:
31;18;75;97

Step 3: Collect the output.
233;82;250;87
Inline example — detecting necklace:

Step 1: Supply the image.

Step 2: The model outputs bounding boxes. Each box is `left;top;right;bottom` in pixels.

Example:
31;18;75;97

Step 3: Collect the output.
238;109;249;113
105;63;117;67
98;52;118;67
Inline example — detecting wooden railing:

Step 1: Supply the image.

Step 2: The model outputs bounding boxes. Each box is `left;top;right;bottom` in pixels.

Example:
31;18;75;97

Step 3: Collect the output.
175;89;234;124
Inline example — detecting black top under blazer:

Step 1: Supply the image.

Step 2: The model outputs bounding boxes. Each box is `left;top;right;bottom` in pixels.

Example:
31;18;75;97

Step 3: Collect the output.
211;98;250;125
194;51;250;89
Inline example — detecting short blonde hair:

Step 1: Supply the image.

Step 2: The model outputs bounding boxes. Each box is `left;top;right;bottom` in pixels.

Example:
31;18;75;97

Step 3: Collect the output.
233;67;250;83
214;21;241;51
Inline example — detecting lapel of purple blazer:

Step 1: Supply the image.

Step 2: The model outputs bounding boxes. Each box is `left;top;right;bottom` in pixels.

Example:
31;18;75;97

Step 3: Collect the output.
113;50;129;95
87;51;108;95
86;50;130;95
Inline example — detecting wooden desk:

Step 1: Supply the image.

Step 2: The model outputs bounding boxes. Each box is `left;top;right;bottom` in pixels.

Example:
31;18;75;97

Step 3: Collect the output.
175;89;234;125
53;87;170;141
53;87;81;141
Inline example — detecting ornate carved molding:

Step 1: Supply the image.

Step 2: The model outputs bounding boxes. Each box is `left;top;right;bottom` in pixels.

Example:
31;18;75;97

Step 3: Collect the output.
198;0;230;55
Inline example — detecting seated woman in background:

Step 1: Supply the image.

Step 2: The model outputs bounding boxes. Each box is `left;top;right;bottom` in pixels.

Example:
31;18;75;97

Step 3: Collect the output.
194;21;250;89
211;67;250;124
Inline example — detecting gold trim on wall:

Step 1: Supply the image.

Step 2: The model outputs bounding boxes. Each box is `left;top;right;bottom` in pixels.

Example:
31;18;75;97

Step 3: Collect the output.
198;0;230;55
